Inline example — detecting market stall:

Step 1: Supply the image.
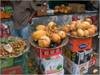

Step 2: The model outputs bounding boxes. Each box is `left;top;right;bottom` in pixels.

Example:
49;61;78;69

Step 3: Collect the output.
0;0;99;75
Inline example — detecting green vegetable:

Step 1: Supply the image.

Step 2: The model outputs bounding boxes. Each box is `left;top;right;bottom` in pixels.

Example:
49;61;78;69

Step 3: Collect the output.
4;6;13;14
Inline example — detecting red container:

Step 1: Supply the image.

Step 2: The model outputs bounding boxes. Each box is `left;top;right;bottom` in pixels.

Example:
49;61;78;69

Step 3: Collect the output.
30;38;68;58
2;65;23;74
68;37;93;52
32;46;62;58
88;55;96;68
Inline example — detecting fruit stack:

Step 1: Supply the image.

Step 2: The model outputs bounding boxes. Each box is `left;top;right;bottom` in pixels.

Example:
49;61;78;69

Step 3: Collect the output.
63;17;97;74
30;21;68;74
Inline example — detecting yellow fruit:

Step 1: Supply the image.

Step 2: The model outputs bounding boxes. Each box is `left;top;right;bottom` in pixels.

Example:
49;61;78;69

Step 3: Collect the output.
84;18;92;24
78;21;91;30
32;30;46;41
76;20;82;28
62;25;70;32
77;29;84;37
55;6;60;10
54;9;59;13
84;30;89;37
36;25;46;30
90;25;97;31
64;10;68;13
71;21;77;25
71;31;77;36
51;33;61;43
88;28;96;36
48;21;56;27
58;31;66;39
70;24;76;30
38;36;50;48
47;21;57;31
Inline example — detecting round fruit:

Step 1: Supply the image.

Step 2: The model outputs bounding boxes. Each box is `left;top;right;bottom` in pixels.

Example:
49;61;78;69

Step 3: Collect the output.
48;21;56;27
36;25;46;30
38;36;50;48
63;25;70;32
51;33;61;43
84;18;92;24
58;31;66;39
76;20;82;28
32;30;46;41
47;22;57;31
71;31;77;36
84;30;89;37
78;21;91;30
70;24;76;30
55;6;60;10
88;28;96;36
71;21;77;25
77;29;84;37
90;25;97;31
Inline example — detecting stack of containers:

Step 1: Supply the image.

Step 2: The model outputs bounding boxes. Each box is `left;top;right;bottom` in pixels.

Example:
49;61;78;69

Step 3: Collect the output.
0;23;29;74
0;54;29;74
30;17;68;75
64;15;97;75
30;37;68;75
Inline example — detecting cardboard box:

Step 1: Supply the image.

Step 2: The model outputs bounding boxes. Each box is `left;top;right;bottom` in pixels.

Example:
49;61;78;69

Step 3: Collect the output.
65;53;96;75
63;46;93;64
40;55;64;74
65;56;89;75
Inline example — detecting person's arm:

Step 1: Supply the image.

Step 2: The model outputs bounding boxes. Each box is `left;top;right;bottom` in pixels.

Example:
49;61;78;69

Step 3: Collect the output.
28;1;48;23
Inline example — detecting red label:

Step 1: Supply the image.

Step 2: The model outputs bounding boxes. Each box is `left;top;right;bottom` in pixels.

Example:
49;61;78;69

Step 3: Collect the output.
89;57;96;68
2;65;23;74
70;38;92;52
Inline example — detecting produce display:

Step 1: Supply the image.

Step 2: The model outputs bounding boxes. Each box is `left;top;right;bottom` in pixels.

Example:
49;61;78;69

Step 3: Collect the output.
0;6;13;19
31;22;67;48
0;11;12;19
0;37;28;58
64;17;97;37
54;4;72;14
68;3;85;13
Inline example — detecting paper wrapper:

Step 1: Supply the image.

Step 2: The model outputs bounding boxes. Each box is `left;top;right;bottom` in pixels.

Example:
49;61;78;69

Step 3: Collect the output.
40;54;64;74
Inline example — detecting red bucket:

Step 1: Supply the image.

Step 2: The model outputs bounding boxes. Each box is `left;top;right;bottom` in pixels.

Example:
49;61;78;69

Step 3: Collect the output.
30;37;68;58
67;33;97;52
